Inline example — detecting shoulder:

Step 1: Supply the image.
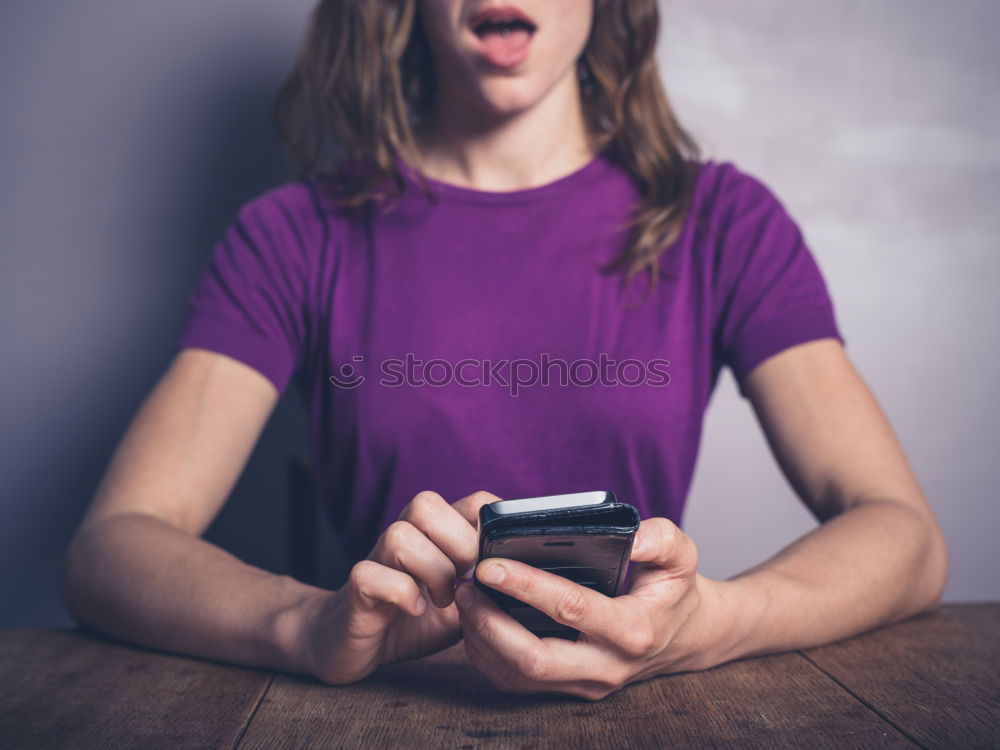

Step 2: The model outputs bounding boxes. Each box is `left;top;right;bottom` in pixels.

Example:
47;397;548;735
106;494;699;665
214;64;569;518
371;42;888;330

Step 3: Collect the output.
236;179;339;234
226;178;356;265
688;159;793;240
680;159;819;302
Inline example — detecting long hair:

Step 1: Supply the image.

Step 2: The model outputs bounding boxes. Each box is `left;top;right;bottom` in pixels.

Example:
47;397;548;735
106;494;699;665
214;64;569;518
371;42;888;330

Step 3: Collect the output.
273;0;701;296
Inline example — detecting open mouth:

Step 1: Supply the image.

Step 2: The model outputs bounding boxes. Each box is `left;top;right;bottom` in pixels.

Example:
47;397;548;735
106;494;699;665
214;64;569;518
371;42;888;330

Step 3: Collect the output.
471;17;537;39
467;6;538;68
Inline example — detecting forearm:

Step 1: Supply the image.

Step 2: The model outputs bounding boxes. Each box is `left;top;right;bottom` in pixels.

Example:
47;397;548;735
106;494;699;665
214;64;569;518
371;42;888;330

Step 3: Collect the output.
62;512;324;674
690;499;947;669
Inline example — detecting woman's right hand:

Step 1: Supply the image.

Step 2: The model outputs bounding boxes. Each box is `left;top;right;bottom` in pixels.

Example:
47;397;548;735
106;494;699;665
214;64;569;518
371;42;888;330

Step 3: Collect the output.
297;489;499;685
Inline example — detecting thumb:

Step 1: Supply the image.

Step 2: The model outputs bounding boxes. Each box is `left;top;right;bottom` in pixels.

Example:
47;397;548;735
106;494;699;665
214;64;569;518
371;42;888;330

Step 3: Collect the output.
630;517;698;578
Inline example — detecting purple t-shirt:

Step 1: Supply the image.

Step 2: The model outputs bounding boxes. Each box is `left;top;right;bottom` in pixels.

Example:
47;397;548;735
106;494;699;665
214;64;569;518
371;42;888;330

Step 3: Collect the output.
178;151;842;562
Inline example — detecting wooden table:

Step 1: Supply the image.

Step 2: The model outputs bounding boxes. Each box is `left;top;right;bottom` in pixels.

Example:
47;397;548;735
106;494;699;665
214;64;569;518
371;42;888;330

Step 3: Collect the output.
1;604;997;749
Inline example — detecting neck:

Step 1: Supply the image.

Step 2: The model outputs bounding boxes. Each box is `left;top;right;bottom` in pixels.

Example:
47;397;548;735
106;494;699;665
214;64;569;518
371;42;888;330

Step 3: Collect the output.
412;70;595;192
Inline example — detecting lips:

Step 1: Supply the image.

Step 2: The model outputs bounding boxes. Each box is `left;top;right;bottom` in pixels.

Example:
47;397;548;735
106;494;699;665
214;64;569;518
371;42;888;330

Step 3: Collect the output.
467;5;538;70
468;5;538;36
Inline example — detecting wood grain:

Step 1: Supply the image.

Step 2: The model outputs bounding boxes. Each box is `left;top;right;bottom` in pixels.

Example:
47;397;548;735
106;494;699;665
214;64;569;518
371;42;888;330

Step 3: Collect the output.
237;642;913;749
0;629;271;750
3;606;997;749
803;603;1000;749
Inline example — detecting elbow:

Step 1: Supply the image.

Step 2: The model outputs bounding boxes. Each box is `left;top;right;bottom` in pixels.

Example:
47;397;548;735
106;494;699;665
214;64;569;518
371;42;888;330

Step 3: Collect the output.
60;524;102;629
60;531;88;627
871;498;948;621
905;510;948;617
919;521;948;613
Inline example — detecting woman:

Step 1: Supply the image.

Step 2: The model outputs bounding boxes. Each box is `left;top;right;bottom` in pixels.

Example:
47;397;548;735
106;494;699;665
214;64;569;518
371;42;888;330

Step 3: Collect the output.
62;0;947;700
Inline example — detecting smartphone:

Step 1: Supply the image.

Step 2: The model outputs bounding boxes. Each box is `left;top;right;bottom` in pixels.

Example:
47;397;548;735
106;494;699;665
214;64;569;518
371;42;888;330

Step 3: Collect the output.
476;490;640;639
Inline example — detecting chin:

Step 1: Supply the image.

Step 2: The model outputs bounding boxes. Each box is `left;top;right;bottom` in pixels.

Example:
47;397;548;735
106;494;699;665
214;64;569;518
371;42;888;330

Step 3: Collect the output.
475;77;549;117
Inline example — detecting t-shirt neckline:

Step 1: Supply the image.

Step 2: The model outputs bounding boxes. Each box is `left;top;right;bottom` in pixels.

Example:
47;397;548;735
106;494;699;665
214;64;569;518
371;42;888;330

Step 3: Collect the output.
392;148;613;206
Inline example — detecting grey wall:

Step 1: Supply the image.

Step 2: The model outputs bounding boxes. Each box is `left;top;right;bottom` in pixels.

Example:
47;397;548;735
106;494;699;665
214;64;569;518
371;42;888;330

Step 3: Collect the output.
0;1;316;626
670;2;1000;601
1;1;997;627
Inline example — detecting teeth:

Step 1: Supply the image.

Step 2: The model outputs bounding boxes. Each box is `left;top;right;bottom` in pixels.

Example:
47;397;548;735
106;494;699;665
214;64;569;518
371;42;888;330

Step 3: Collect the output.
473;17;534;37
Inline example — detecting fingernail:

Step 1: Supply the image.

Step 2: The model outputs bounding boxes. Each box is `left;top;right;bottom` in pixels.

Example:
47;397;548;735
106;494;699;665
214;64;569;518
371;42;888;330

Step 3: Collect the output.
460;566;476;580
414;595;428;615
454;584;474;607
479;563;505;585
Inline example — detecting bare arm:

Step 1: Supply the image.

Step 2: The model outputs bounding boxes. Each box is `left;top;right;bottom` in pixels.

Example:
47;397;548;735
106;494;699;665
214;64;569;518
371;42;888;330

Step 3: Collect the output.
63;348;495;682
450;338;949;699
62;348;321;672
693;338;948;666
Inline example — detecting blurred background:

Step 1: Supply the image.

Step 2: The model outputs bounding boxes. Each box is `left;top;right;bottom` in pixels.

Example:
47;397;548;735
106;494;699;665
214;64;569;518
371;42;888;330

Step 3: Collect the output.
1;0;997;627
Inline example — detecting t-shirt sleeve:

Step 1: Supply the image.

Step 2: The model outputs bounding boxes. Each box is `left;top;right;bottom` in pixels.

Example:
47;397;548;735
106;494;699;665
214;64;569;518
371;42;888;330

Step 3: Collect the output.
710;163;844;394
177;189;310;393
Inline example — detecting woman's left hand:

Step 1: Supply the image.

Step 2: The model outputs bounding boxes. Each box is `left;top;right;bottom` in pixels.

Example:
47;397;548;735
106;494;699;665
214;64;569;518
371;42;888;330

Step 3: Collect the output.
453;518;720;700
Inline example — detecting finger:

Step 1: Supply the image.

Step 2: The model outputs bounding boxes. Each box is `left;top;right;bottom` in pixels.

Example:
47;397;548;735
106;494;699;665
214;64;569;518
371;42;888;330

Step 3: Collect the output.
347;559;427;618
369;520;461;608
398;490;490;576
629;517;698;577
455;583;628;698
471;558;635;649
450;489;504;528
459;618;524;693
460;626;585;697
455;581;552;684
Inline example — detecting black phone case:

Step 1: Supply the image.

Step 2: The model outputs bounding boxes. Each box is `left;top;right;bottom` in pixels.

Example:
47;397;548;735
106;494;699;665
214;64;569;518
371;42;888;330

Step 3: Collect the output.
476;492;640;639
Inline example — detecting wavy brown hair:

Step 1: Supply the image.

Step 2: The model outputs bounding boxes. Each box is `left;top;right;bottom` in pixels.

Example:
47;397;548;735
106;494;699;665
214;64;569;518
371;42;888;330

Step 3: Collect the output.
274;0;701;296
